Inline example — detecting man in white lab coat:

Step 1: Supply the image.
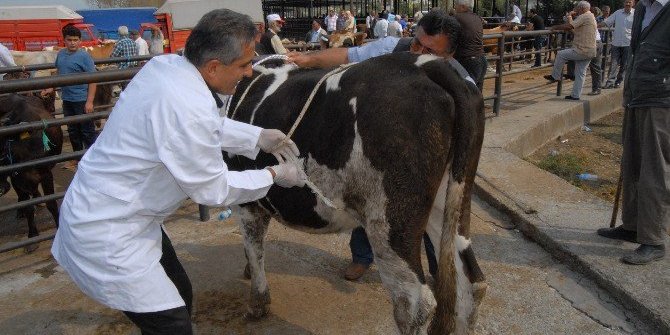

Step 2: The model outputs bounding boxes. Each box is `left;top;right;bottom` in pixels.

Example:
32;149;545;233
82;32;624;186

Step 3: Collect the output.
51;9;306;334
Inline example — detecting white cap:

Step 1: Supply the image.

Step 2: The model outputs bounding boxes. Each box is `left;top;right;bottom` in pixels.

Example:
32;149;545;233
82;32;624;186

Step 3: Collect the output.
266;14;285;23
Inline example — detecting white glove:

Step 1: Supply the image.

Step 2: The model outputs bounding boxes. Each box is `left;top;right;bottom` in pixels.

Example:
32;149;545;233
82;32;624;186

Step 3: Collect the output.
268;162;307;188
257;129;300;163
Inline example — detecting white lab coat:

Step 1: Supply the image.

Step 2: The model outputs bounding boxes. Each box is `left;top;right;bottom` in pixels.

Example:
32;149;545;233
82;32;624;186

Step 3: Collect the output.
0;43;16;80
52;54;274;313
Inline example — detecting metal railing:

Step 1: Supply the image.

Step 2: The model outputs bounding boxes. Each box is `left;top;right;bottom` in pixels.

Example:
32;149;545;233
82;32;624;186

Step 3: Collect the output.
483;27;613;116
0;54;154;75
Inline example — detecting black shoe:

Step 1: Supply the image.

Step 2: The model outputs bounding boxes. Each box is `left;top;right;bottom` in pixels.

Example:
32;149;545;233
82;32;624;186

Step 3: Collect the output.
564;95;580;100
563;74;575;81
544;74;557;83
597;225;637;243
621;244;665;265
603;83;615;89
588;90;601;96
613;83;621;88
531;64;542;68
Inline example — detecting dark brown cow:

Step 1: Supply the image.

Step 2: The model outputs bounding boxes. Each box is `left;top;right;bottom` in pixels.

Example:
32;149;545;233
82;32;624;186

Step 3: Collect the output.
225;52;486;334
0;94;63;251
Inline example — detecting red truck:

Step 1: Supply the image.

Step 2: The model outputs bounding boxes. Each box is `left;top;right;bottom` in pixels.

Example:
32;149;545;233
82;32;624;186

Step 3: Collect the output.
0;5;103;51
139;0;263;54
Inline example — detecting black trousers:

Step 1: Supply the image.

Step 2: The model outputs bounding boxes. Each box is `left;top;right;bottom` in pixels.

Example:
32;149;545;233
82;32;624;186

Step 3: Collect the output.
457;55;488;91
62;100;97;152
123;229;193;335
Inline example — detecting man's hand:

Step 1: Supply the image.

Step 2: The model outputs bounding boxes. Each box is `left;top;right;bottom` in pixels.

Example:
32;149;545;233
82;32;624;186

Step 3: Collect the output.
286;51;312;68
85;100;94;114
258;129;300;162
267;162;307;188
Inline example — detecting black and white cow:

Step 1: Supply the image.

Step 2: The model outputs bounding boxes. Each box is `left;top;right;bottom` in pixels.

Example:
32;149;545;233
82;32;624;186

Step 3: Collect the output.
225;52;486;335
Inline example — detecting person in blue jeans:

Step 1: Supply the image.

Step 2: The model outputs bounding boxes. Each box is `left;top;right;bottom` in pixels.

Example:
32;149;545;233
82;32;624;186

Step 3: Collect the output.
42;25;97;170
348;227;437;280
288;10;471;281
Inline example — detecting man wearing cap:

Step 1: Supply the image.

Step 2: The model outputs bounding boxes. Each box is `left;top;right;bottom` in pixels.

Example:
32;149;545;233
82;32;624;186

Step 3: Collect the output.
288;9;476;281
260;14;288;55
51;9;307;334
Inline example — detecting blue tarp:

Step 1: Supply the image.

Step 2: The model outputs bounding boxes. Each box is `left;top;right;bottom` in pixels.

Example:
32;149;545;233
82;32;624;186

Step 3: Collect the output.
77;7;157;40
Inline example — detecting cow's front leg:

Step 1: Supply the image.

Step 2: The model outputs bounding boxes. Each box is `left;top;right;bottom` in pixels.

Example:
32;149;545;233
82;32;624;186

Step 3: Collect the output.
237;204;272;319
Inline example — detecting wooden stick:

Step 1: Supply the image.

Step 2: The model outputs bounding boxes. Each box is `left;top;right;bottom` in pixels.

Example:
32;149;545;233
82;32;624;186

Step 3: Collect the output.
610;173;623;228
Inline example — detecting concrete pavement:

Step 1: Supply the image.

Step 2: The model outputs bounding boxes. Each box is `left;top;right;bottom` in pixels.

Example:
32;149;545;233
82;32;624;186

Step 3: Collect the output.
475;85;670;334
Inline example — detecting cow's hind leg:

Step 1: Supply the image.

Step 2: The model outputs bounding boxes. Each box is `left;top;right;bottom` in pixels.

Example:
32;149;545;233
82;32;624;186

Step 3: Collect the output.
237;204;272;319
366;217;436;335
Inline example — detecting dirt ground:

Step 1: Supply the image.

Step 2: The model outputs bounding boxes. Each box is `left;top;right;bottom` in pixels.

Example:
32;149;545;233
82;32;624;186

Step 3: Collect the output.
527;109;624;203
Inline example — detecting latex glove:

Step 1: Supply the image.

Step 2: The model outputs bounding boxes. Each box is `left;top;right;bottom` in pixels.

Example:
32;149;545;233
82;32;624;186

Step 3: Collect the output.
258;129;300;163
267;162;307;188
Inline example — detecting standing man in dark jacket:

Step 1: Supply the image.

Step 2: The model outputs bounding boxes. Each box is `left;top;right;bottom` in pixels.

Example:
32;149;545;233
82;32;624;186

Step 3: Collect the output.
597;0;670;264
453;0;487;90
527;8;546;67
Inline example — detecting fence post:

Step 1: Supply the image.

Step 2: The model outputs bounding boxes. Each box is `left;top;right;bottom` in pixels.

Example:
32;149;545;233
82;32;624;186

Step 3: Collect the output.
494;34;505;116
556;32;567;96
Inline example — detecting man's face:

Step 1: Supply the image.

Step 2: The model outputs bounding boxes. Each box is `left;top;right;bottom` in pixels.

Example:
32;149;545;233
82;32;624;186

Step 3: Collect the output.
210;42;255;95
312;21;320;30
603;7;610;16
623;0;633;12
64;35;81;52
410;27;451;58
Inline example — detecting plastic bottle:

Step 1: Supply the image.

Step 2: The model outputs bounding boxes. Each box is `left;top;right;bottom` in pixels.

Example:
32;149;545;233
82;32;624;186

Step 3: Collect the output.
576;173;598;181
218;208;233;220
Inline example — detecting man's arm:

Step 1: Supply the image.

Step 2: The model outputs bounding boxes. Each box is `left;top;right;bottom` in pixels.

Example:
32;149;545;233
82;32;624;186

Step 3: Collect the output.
551;12;576;31
85;83;97;114
286;48;349;68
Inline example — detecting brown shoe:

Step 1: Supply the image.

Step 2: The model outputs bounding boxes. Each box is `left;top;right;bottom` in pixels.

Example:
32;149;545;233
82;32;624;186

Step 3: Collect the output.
344;262;369;281
62;160;78;171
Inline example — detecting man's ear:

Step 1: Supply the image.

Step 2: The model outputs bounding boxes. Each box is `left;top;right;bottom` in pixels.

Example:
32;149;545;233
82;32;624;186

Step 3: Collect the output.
202;59;221;77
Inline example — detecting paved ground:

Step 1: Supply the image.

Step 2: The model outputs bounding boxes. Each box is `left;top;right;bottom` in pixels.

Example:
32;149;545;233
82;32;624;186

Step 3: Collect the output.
0;194;650;334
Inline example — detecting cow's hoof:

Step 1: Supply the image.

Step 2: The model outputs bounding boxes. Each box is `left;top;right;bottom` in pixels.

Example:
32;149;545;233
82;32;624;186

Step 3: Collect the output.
243;264;251;280
24;243;39;253
245;290;271;320
244;305;269;320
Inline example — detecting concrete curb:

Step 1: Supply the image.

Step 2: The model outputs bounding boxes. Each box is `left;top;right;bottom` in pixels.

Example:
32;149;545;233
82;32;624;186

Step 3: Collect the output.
473;89;670;334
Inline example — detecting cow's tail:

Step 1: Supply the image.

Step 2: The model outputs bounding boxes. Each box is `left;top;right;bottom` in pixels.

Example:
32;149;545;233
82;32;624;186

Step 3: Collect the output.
420;59;487;335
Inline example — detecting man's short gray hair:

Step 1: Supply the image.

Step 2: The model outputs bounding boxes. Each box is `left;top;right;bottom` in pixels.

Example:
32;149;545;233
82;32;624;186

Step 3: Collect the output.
455;0;474;8
576;1;591;10
118;25;129;36
185;9;256;67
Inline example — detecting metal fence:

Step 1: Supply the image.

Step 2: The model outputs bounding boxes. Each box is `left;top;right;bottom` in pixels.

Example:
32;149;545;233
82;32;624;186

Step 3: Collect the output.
0;28;614;253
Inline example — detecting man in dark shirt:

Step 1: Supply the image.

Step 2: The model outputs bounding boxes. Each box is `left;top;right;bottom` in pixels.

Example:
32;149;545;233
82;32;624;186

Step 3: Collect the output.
453;0;487;90
527;8;546;67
